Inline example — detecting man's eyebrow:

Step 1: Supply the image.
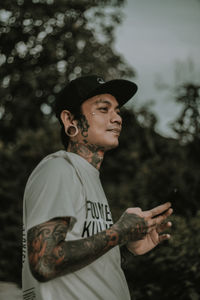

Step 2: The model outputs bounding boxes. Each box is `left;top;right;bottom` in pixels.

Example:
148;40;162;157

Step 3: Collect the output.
94;99;120;109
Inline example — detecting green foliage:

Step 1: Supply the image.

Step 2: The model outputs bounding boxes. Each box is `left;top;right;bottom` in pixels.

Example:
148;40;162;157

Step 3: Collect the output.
171;83;200;143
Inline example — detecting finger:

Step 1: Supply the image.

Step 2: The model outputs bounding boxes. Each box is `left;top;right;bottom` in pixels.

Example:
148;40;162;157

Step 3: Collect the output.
157;221;172;233
156;208;173;224
148;208;173;227
147;202;172;218
159;233;171;243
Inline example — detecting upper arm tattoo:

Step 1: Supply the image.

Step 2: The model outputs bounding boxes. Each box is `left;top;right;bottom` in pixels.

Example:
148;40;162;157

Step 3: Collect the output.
27;217;70;281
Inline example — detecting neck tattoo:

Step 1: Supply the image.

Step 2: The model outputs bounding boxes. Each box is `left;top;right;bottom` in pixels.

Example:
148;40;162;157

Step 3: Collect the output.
68;114;105;170
68;141;104;170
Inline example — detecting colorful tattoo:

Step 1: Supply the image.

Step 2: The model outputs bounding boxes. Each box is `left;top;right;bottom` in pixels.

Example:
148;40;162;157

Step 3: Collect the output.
27;213;148;282
28;218;119;282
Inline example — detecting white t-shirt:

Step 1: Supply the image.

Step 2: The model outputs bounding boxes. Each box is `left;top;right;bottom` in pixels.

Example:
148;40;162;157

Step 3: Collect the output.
22;151;131;300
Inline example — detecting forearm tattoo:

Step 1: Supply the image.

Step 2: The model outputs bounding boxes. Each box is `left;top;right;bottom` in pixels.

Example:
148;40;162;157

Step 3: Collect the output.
27;218;119;282
28;214;147;282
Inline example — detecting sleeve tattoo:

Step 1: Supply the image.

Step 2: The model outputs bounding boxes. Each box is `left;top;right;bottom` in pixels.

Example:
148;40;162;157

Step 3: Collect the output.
27;213;147;282
27;218;120;282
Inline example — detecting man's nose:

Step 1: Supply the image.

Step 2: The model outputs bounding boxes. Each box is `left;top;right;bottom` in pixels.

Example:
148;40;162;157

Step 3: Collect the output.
110;111;122;125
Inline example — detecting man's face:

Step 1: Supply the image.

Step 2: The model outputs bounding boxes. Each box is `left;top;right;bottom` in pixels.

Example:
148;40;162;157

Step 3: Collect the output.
77;94;122;151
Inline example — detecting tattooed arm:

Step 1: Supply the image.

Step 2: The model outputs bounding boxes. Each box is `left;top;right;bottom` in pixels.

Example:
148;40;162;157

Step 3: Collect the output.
28;217;120;282
28;202;172;282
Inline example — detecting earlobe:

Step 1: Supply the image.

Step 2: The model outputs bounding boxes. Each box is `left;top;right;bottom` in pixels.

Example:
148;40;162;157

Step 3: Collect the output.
65;125;79;137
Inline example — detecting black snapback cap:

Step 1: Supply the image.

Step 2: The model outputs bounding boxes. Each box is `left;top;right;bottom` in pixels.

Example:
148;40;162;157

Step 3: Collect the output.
55;75;138;119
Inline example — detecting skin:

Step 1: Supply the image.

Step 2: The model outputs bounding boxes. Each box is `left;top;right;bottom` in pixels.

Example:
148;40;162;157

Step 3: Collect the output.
62;94;122;169
27;94;173;282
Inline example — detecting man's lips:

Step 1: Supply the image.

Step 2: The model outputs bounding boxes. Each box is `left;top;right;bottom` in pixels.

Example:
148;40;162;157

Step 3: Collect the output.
107;128;121;134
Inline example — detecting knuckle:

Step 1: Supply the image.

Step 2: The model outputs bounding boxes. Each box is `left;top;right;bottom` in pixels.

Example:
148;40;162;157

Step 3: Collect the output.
126;207;142;214
126;208;133;214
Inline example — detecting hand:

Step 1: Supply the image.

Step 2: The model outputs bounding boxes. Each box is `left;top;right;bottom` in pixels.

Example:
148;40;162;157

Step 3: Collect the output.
126;203;173;255
111;202;172;247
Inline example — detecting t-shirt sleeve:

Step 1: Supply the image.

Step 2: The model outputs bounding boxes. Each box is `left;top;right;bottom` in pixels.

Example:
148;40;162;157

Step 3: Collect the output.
24;157;81;231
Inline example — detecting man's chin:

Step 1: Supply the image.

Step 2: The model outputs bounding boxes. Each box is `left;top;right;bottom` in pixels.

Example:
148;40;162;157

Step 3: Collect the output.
104;141;119;151
93;138;119;152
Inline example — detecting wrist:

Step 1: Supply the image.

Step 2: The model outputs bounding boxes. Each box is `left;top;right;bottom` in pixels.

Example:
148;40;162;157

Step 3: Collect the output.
126;243;138;256
109;224;128;246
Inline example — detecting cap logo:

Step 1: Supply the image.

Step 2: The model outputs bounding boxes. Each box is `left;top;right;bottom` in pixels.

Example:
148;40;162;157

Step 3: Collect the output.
97;77;105;84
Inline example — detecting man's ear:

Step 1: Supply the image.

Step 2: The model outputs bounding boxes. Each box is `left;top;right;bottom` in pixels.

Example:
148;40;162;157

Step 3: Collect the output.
60;110;73;128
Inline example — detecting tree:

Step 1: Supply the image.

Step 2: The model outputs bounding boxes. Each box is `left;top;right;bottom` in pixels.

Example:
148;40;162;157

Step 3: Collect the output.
170;83;200;214
171;83;200;144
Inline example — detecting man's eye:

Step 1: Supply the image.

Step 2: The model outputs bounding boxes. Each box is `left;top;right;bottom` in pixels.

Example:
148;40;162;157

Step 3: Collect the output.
117;111;121;116
99;107;108;112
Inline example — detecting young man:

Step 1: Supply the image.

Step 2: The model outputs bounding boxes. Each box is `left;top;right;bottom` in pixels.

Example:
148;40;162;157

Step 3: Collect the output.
22;75;173;300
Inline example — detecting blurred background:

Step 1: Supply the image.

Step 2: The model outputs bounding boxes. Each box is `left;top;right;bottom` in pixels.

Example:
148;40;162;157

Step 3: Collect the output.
0;0;199;299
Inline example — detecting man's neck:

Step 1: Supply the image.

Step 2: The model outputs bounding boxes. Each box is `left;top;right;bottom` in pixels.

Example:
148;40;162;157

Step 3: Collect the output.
67;141;105;170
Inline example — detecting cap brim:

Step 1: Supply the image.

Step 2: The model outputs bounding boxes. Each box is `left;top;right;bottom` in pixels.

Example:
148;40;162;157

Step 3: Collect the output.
86;79;138;107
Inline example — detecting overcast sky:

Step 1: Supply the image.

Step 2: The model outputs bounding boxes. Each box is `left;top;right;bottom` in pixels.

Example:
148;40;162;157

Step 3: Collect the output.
115;0;200;137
